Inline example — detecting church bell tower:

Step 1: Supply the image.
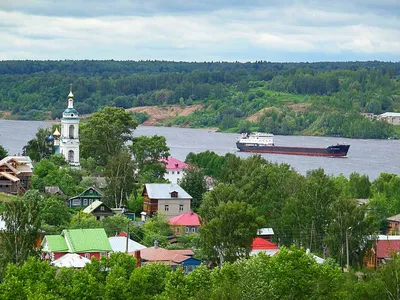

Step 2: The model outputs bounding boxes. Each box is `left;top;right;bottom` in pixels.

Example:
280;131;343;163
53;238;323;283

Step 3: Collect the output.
56;84;80;167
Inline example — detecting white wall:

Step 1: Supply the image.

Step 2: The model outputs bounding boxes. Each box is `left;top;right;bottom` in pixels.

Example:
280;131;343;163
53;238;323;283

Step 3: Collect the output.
165;170;185;184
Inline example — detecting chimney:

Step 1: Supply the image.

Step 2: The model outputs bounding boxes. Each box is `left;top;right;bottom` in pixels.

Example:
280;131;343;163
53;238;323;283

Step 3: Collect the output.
154;240;159;249
134;250;141;268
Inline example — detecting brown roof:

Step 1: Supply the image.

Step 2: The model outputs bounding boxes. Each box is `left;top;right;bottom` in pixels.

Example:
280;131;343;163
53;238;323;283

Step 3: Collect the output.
0;172;20;182
139;247;194;264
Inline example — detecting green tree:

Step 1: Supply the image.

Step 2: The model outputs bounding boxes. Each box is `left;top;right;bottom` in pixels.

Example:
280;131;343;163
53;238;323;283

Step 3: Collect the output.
22;127;54;161
142;212;173;247
80;106;138;166
179;167;207;211
130;135;170;183
0;190;42;277
0;145;8;160
41;197;71;227
102;215;133;237
325;197;376;269
200;200;262;266
69;211;102;229
104;147;136;208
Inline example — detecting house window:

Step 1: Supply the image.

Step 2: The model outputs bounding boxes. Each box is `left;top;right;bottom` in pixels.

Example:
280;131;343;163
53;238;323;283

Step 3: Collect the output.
172;171;175;175
177;171;180;175
83;199;88;206
84;253;90;259
100;206;105;211
100;252;106;257
170;191;178;198
177;179;180;184
187;265;194;273
179;204;184;212
191;227;196;233
176;227;180;233
185;227;190;233
165;205;169;212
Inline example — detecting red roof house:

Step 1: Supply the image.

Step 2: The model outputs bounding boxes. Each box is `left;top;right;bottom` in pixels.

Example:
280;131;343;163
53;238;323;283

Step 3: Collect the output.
169;212;200;236
250;237;279;256
366;235;400;268
160;157;189;184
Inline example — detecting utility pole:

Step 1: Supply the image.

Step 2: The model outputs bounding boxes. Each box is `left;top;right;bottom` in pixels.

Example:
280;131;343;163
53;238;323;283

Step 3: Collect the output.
346;228;350;269
309;220;314;251
125;220;129;253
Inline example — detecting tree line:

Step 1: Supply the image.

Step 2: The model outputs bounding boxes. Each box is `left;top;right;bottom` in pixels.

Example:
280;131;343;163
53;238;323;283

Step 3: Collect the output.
0;60;399;138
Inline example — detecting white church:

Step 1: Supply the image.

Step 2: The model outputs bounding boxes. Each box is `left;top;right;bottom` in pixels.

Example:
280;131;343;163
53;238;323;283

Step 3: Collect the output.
53;85;80;167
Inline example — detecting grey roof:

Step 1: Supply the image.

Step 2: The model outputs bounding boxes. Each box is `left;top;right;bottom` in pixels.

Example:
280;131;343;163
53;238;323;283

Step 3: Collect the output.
108;236;146;252
145;184;192;199
258;228;274;236
388;213;400;222
82;200;104;214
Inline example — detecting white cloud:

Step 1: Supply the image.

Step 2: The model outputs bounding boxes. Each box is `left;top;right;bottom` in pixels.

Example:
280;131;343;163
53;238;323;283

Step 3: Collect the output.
0;1;399;61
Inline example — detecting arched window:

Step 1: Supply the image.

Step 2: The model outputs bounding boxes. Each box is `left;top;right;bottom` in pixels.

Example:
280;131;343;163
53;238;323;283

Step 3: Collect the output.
69;125;74;139
68;150;74;163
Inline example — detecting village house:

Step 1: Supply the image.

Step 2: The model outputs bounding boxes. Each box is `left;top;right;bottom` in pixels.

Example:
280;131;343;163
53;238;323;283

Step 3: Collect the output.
67;186;103;208
169;212;200;236
160;157;188;184
142;183;192;219
250;228;279;256
378;112;400;126
82;200;114;220
365;235;400;268
0;156;33;194
41;228;112;261
387;213;400;234
137;241;201;273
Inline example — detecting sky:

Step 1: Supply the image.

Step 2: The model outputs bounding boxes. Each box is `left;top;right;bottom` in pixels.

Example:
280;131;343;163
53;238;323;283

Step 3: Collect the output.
1;0;400;62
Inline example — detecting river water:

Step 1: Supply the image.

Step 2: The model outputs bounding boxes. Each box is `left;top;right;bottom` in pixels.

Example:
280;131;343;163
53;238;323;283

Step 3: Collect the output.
1;120;399;180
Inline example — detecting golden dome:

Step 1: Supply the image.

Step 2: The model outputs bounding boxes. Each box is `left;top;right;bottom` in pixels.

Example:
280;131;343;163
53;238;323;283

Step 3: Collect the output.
53;128;61;137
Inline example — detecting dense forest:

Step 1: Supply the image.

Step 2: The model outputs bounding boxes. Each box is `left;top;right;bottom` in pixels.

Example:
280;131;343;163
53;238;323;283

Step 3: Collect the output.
0;60;399;138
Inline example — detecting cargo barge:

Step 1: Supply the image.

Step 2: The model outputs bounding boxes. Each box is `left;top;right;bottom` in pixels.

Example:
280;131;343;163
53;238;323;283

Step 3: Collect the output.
236;133;350;157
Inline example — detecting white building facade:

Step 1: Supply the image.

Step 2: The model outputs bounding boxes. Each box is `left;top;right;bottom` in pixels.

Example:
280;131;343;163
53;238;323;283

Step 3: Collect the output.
56;87;80;167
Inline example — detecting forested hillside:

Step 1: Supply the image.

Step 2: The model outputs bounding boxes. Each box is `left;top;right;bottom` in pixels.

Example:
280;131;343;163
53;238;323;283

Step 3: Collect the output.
0;60;399;138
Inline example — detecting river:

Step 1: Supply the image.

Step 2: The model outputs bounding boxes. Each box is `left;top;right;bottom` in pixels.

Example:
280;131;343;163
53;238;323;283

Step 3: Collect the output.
1;120;399;180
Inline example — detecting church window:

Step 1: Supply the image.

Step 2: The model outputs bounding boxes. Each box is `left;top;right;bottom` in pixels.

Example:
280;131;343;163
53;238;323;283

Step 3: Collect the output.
69;125;74;139
68;150;74;163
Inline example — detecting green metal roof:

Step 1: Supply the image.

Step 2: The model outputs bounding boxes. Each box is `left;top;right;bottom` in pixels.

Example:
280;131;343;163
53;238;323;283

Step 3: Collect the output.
63;108;79;115
62;228;112;252
43;235;68;252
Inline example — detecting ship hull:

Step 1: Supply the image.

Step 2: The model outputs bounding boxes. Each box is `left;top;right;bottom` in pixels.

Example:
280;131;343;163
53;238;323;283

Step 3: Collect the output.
236;142;350;157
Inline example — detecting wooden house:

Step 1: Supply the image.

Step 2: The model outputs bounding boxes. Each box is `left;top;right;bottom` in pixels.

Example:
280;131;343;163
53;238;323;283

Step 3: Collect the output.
68;186;103;208
82;200;114;220
169;212;200;236
387;213;400;234
0;156;33;194
138;241;201;273
41;228;112;261
142;183;192;219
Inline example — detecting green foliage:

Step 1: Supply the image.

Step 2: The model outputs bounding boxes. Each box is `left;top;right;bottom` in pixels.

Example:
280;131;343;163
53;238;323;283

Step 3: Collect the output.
0;190;42;277
142;212;173;247
80;106;138;166
0;145;8;160
31;157;84;196
101;215;134;237
130;111;150;124
41;197;71;227
130;135;170;183
103;147;136;208
199;188;263;266
22;127;54;161
69;211;102;229
127;193;144;214
179;167;207;211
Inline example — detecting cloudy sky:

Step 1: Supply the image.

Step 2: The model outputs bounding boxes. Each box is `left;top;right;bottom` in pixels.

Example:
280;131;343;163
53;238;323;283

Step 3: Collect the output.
1;0;399;62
